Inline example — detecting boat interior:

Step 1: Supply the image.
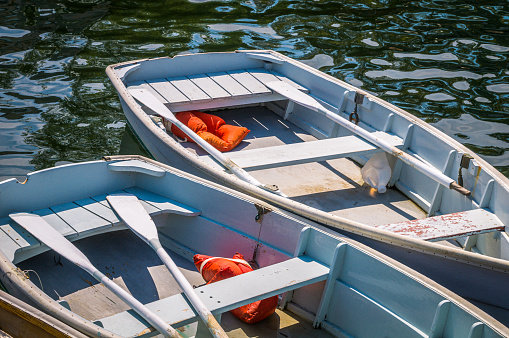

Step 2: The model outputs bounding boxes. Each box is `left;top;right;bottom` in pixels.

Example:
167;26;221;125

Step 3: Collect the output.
1;160;501;337
121;53;506;255
157;103;506;251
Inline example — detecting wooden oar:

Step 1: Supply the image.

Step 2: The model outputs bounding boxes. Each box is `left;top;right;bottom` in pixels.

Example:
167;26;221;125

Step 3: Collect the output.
9;213;183;338
128;87;287;198
266;81;471;196
106;193;228;338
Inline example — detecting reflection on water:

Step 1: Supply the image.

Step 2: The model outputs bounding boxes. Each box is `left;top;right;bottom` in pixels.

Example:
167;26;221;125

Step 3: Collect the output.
0;0;508;181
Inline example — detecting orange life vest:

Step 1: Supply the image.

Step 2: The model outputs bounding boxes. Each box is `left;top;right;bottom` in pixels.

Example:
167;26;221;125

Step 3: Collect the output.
193;253;278;324
169;111;250;152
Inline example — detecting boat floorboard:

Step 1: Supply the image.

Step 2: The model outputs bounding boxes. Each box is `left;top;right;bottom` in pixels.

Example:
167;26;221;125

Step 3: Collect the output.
16;229;333;338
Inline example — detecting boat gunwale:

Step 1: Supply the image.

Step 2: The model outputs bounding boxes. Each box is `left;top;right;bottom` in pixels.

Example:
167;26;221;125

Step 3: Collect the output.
105;50;509;274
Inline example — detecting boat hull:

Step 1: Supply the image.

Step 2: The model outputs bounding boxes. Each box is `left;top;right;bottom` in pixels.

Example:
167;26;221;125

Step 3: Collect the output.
0;157;507;336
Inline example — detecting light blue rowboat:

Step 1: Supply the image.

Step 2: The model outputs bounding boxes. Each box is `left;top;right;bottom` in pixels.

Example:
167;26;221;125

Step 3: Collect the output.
106;50;509;326
0;157;507;337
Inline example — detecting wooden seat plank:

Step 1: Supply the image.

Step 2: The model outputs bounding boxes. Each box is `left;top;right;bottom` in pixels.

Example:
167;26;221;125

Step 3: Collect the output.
226;70;271;95
74;198;120;224
246;68;280;86
201;132;403;172
206;71;252;97
376;209;505;242
126;80;168;104
0;217;40;249
167;76;211;101
32;208;78;237
187;74;231;99
98;256;329;337
0;221;22;262
268;70;309;93
146;78;189;104
124;187;201;217
50;202;112;237
90;192;159;215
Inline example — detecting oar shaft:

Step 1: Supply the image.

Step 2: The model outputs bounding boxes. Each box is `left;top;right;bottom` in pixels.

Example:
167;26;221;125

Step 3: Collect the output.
128;88;286;197
321;108;454;188
92;270;182;338
170;118;287;197
153;244;228;338
266;81;470;196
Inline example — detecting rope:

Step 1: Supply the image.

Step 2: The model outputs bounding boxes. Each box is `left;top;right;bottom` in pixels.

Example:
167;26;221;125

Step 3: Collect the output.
199;257;251;277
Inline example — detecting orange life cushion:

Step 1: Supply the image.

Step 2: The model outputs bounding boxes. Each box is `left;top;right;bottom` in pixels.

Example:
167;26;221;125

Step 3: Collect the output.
193;253;278;324
170;111;250;152
170;111;207;142
192;111;225;132
215;124;250;151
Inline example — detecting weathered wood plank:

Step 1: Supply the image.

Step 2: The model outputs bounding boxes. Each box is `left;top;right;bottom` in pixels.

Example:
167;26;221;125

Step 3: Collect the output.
126;80;168;104
206;71;251;97
167;76;210;101
226;70;271;95
32;208;77;237
74;198;120;224
88;192;156;215
376;209;505;241
146;78;189;104
188;74;231;99
124;187;201;216
50;202;112;237
0;221;21;261
201;132;403;172
0;218;40;249
246;68;280;86
268;70;309;92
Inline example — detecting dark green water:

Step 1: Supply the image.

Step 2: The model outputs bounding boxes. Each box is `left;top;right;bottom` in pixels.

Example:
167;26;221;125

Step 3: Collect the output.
1;0;508;182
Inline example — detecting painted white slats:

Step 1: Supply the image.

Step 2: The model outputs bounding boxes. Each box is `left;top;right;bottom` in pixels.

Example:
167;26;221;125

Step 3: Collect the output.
188;74;231;99
0;222;21;261
75;198;120;224
2;188;200;263
146;78;189;104
128;68;308;109
0;218;40;248
50;202;112;236
206;71;251;96
33;208;77;237
126;80;168;104
245;68;280;85
124;187;201;216
167;76;211;101
268;70;309;92
226;70;271;94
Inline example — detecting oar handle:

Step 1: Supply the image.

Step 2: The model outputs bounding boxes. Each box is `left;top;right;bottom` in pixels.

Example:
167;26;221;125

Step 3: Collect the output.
153;245;228;338
92;270;183;338
450;182;471;196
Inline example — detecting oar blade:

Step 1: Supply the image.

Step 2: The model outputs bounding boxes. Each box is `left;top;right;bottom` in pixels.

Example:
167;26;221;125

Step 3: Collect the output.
107;193;158;243
128;88;176;122
266;81;320;112
9;213;94;272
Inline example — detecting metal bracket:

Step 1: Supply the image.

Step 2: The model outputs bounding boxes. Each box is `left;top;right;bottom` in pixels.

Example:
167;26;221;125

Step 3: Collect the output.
349;92;365;125
458;153;474;187
254;204;271;223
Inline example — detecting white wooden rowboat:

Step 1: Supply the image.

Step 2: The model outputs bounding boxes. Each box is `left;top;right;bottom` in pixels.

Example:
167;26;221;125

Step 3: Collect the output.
0;157;507;337
106;50;509;326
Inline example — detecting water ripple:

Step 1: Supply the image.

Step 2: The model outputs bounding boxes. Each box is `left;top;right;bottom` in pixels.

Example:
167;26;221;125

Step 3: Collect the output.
0;0;508;180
